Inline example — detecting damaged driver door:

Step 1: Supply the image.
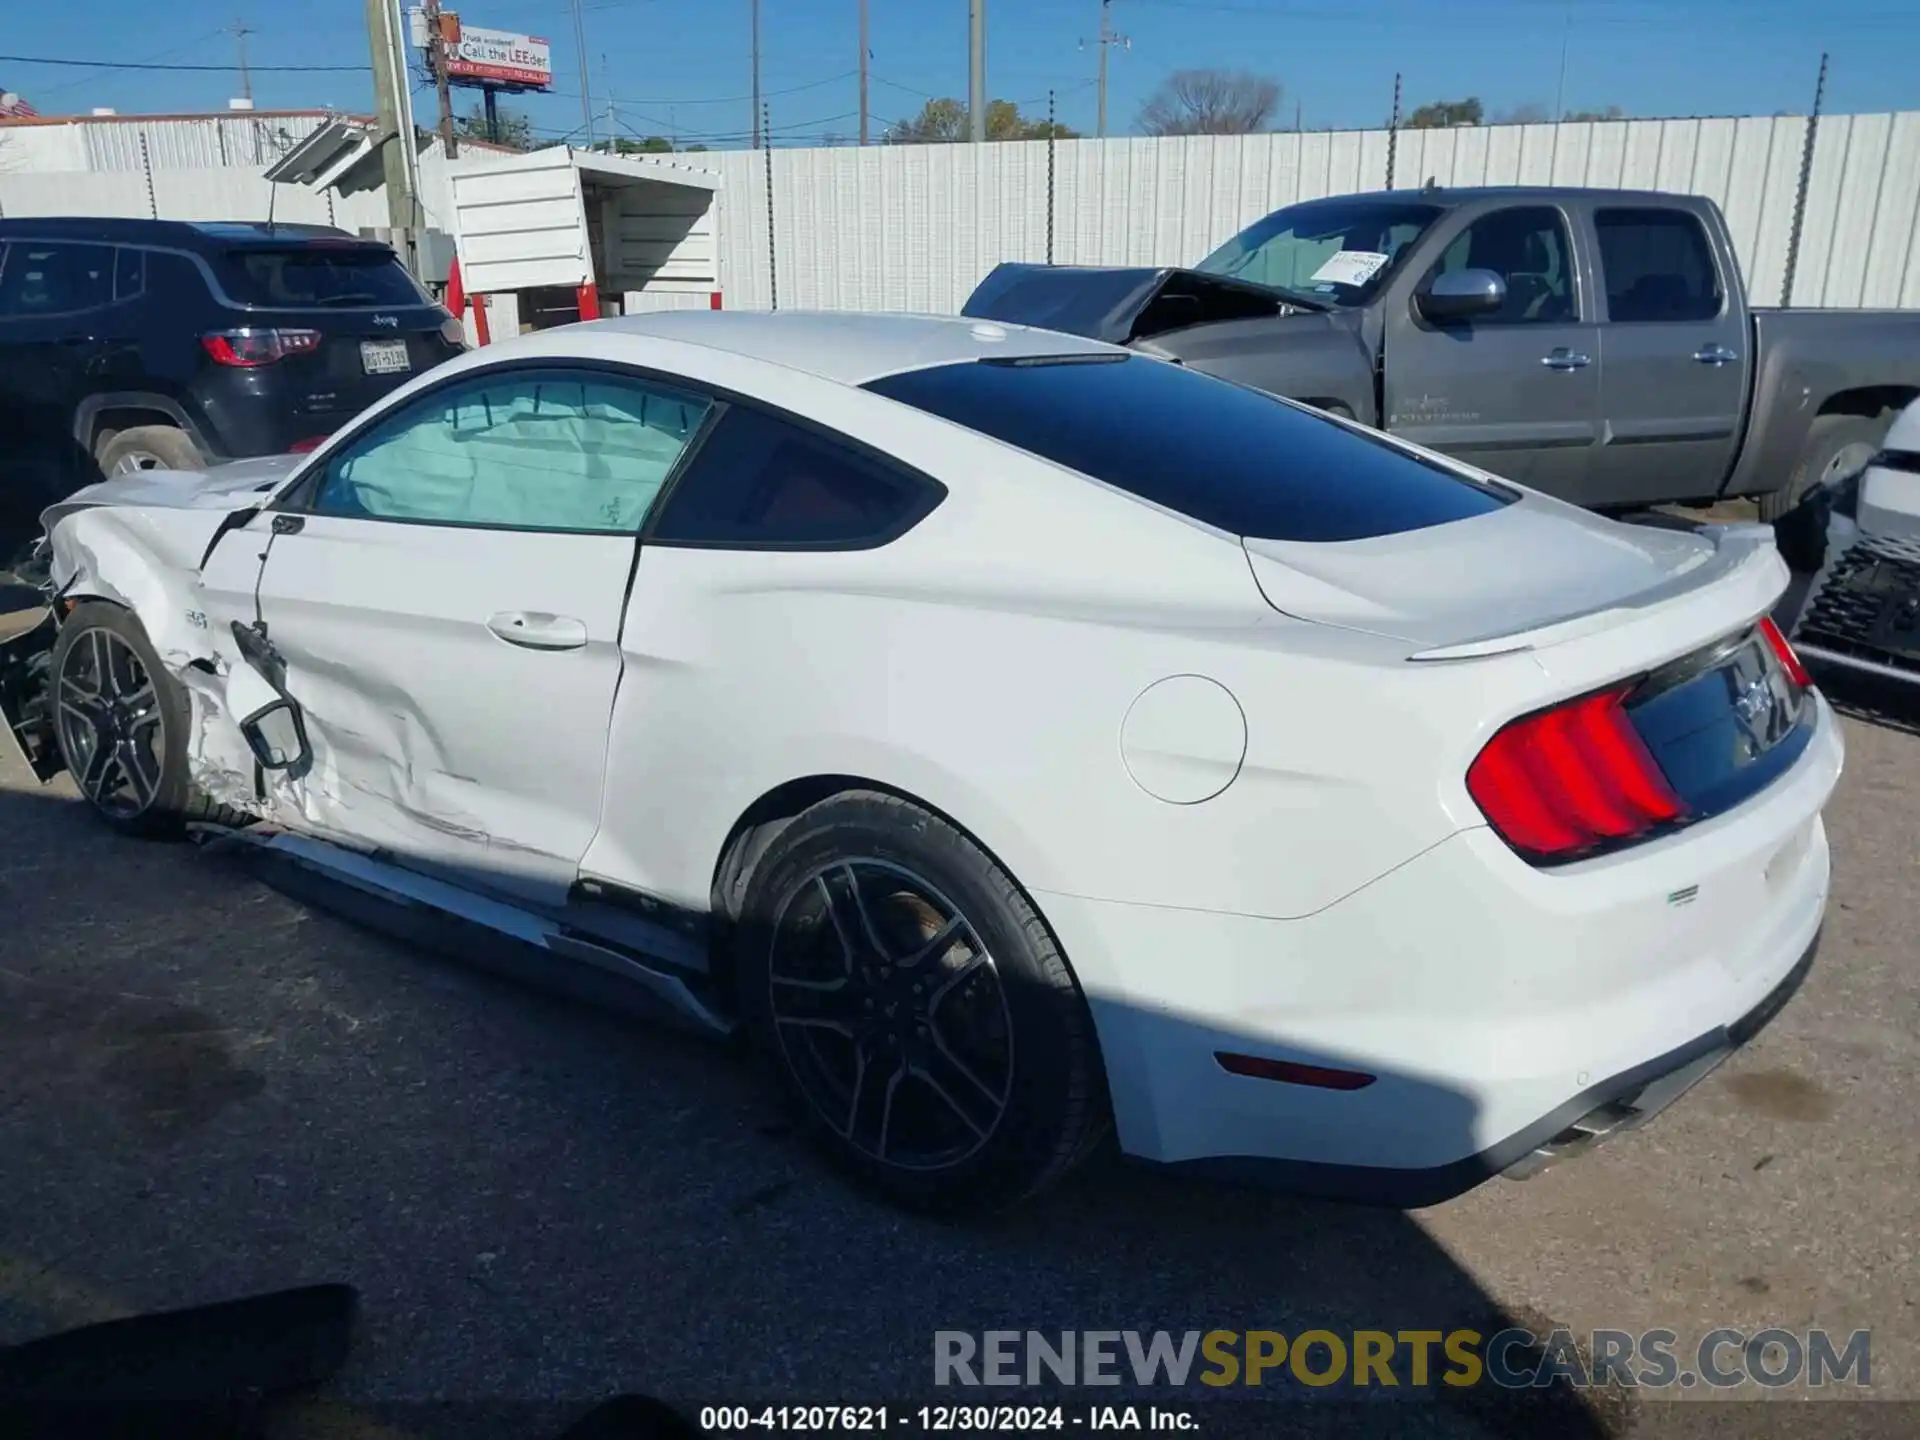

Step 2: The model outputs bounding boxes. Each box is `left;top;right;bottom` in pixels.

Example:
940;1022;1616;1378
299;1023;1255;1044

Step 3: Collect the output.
234;364;714;906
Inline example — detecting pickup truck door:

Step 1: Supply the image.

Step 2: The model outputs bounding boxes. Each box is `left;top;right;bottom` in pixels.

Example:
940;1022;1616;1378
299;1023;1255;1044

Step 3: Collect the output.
1382;204;1603;503
237;364;713;907
1586;204;1748;508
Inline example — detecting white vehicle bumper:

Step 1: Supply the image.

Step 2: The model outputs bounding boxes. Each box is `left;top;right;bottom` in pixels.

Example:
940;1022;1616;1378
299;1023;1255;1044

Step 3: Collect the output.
1036;694;1842;1206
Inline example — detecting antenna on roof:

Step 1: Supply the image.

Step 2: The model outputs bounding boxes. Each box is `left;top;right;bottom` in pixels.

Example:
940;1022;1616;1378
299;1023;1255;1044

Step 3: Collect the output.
1421;175;1440;195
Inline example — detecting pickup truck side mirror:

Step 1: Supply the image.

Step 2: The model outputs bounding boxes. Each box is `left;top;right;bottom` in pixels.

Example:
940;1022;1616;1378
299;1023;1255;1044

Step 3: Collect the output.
1418;268;1507;323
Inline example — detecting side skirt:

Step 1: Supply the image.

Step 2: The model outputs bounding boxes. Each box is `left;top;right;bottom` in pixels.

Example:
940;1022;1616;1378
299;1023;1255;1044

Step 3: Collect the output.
219;830;735;1038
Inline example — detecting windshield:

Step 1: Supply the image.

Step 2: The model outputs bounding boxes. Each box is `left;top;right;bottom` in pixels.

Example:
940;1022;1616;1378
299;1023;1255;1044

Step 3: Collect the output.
221;247;428;308
1196;199;1442;306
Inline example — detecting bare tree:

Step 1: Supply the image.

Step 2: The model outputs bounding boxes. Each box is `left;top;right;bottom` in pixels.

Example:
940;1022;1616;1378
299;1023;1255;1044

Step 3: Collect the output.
1137;69;1282;136
1495;102;1552;124
1563;104;1626;122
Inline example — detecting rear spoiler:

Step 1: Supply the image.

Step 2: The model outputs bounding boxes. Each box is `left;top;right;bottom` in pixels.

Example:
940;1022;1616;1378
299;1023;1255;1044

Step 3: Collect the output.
1408;524;1785;662
961;263;1291;345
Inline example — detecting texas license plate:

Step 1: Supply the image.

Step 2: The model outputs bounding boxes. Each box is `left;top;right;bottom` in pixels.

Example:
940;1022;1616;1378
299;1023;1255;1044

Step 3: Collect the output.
360;339;411;375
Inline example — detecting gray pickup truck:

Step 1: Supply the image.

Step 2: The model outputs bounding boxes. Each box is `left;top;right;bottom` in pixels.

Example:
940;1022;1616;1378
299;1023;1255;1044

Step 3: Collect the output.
962;185;1920;535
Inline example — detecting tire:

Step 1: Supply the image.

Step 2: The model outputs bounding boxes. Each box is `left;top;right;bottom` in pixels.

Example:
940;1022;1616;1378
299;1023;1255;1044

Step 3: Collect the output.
1759;414;1886;573
49;602;251;837
96;424;204;478
732;790;1110;1215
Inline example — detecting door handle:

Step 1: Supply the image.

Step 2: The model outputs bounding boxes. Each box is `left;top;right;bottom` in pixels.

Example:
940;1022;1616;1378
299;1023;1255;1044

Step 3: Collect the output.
1693;343;1739;365
487;611;588;651
1541;348;1591;371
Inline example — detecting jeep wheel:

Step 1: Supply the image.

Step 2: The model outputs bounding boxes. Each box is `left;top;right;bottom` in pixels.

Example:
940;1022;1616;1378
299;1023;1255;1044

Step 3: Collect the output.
97;425;204;478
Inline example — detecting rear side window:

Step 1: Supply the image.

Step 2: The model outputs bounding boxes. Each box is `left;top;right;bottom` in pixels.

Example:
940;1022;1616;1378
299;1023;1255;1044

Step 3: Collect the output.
221;246;426;307
863;355;1510;543
114;247;147;302
1594;208;1723;322
650;405;944;549
0;241;114;317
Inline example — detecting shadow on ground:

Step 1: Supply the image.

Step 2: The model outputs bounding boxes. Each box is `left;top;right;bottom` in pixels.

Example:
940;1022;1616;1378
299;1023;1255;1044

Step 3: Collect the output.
0;781;1637;1440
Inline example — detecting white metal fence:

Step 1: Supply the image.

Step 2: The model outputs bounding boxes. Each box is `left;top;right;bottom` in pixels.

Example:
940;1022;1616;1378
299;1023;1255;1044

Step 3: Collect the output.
711;110;1920;313
7;110;1920;314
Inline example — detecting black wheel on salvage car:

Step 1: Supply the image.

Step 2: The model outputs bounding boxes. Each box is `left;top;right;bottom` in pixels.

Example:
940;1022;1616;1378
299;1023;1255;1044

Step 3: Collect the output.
730;790;1111;1215
49;602;248;838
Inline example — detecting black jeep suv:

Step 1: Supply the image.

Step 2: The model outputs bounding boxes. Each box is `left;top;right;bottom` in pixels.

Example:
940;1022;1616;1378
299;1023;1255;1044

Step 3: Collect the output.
0;218;465;540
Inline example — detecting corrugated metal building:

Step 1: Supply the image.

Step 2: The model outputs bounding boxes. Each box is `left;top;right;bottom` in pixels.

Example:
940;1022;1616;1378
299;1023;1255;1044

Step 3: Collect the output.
1;109;347;173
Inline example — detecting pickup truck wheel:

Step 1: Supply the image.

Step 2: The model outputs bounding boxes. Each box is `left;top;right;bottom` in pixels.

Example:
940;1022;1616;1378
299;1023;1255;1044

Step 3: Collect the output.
1761;414;1885;573
97;425;203;478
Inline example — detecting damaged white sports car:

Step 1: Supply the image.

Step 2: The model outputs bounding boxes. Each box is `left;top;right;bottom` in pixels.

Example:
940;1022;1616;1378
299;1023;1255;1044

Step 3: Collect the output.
0;312;1840;1213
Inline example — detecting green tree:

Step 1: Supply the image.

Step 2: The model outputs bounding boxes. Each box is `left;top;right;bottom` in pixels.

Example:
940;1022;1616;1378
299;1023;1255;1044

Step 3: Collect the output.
1404;97;1483;129
886;97;1077;143
453;101;535;150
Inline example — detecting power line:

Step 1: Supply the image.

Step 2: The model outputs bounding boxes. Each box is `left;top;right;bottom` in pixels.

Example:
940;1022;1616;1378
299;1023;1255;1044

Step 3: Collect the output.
24;30;228;99
0;51;367;73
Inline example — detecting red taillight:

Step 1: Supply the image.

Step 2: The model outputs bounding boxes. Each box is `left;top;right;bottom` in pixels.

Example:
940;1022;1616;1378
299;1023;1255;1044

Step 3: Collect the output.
201;328;322;367
1759;616;1812;689
288;435;329;453
1467;684;1685;862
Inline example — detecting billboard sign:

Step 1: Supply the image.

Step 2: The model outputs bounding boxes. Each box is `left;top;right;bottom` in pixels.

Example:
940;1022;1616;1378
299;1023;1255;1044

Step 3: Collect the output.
445;26;552;89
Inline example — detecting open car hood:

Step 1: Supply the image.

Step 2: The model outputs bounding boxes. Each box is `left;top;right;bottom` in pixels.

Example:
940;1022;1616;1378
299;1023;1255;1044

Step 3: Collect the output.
1243;494;1781;658
44;454;303;529
961;263;1297;345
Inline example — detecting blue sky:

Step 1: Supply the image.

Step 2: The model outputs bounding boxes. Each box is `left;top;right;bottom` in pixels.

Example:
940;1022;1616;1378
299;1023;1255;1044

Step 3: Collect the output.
4;0;1913;146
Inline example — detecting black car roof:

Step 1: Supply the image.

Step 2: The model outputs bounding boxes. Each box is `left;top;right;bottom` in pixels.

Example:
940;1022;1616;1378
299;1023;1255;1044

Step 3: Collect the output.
0;216;394;252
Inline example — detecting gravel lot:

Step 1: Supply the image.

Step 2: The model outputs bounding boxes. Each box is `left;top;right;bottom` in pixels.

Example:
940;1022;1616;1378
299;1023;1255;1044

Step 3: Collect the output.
0;582;1914;1439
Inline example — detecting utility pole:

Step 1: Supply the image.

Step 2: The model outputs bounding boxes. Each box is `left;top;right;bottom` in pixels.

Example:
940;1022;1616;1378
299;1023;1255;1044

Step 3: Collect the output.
365;0;420;236
750;0;763;149
858;0;870;145
1088;0;1127;139
1552;0;1571;122
968;0;985;142
569;0;596;147
228;20;255;103
602;53;620;148
425;0;457;158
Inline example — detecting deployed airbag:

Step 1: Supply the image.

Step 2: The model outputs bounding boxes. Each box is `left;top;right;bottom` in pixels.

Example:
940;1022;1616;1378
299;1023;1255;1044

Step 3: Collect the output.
321;374;708;531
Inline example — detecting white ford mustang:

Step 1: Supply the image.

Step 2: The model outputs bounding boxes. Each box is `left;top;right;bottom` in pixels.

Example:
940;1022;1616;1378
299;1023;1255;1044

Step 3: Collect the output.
0;312;1841;1213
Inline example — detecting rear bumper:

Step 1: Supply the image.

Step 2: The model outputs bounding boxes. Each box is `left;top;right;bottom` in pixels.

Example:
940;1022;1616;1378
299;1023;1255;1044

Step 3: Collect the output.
1160;928;1818;1207
1037;693;1841;1206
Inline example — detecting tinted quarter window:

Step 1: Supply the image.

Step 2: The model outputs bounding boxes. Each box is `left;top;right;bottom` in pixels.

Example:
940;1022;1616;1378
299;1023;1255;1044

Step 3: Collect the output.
1428;206;1576;324
222;247;427;307
650;405;944;548
0;242;113;317
1595;208;1722;322
864;355;1510;543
